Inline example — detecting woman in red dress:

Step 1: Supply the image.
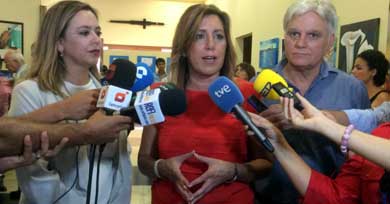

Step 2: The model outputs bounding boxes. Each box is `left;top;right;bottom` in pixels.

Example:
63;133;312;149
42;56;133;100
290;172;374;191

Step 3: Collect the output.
138;4;272;204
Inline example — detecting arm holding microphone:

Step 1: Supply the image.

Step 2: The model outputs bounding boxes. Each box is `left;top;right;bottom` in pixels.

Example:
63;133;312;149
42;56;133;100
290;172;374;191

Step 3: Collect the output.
252;69;303;130
0;109;132;157
17;88;100;123
248;112;383;204
283;94;390;171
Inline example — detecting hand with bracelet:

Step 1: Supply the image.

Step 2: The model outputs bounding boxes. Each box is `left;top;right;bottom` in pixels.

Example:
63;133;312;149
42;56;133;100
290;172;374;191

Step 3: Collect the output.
282;94;390;171
249;100;390;203
154;151;194;203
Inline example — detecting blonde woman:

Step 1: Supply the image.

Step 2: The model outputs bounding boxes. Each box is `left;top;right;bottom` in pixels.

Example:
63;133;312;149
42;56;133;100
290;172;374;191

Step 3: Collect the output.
8;1;132;203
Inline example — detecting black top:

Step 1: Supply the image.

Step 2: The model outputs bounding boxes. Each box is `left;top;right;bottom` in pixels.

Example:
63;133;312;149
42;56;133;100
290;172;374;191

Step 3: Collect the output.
370;90;390;104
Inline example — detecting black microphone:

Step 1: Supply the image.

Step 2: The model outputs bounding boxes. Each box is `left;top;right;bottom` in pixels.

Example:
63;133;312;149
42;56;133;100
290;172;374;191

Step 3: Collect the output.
101;58;137;90
119;84;187;126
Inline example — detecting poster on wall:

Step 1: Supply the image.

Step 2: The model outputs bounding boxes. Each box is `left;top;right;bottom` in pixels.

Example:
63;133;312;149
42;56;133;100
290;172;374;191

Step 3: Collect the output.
109;55;129;64
0;20;23;55
259;38;279;68
137;56;156;73
338;18;379;73
325;37;337;68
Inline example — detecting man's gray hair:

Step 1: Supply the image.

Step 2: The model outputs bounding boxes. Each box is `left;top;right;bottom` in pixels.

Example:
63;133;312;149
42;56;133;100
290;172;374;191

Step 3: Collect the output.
283;0;337;34
5;50;25;65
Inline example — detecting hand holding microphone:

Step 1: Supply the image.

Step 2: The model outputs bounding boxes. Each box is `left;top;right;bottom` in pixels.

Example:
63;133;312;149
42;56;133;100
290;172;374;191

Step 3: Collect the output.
208;76;274;152
253;69;304;111
98;58;187;126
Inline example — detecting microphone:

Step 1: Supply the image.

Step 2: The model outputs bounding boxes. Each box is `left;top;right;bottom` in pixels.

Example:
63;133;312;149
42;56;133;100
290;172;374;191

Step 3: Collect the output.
130;62;155;92
208;76;274;153
119;84;186;126
253;69;304;111
97;59;138;112
101;58;137;90
98;59;156;112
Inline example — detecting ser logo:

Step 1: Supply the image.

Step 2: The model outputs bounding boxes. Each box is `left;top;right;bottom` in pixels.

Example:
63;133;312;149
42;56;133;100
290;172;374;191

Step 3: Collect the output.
260;82;271;97
114;92;129;103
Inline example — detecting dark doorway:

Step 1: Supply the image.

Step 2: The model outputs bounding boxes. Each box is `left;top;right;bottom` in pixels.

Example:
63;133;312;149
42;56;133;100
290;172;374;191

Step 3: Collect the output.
243;35;252;64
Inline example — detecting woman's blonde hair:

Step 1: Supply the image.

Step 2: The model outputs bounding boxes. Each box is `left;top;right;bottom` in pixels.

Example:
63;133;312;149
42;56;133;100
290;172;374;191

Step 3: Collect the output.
29;0;100;97
169;4;236;89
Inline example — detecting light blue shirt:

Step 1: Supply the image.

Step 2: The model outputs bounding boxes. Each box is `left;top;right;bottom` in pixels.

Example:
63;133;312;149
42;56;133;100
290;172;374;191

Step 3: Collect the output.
344;102;390;133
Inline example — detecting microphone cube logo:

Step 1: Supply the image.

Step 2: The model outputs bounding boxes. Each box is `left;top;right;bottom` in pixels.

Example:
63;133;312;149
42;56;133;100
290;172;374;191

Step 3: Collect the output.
97;85;132;111
114;92;127;102
136;65;148;79
144;102;156;114
260;82;272;97
134;89;165;126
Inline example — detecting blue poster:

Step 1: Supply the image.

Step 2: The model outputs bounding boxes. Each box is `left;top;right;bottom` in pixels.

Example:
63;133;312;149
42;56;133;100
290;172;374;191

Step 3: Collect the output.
137;56;156;73
259;38;279;68
109;55;129;64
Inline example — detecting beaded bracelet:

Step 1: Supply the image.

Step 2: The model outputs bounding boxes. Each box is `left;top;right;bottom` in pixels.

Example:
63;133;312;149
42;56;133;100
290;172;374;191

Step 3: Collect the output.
154;159;163;179
340;124;355;155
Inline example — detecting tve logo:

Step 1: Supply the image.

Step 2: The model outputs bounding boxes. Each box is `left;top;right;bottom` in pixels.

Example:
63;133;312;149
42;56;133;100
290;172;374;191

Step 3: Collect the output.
114;92;129;103
214;84;231;98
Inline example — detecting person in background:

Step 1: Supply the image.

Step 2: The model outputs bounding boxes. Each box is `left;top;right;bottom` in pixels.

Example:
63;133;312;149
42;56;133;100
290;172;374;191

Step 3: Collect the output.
1;49;29;195
248;96;390;204
100;64;108;78
138;4;271;204
8;1;133;203
351;49;390;107
255;0;370;203
3;49;28;85
154;57;167;82
235;62;256;81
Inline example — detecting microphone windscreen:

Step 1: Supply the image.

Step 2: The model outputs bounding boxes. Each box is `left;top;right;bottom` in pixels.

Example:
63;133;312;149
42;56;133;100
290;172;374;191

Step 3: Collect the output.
253;69;288;100
208;76;243;113
102;59;137;90
158;88;187;116
130;62;155;92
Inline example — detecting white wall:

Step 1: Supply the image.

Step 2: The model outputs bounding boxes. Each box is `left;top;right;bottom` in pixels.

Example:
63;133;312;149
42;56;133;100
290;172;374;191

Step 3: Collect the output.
84;0;195;47
209;0;390;70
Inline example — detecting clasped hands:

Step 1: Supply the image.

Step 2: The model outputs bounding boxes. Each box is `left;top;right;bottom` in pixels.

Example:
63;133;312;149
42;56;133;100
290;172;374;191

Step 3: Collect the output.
158;151;236;204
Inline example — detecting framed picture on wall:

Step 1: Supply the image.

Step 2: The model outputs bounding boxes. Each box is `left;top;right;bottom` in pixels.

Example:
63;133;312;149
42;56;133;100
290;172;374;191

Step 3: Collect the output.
109;55;129;64
0;20;23;56
338;18;380;73
137;56;156;73
259;38;279;68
